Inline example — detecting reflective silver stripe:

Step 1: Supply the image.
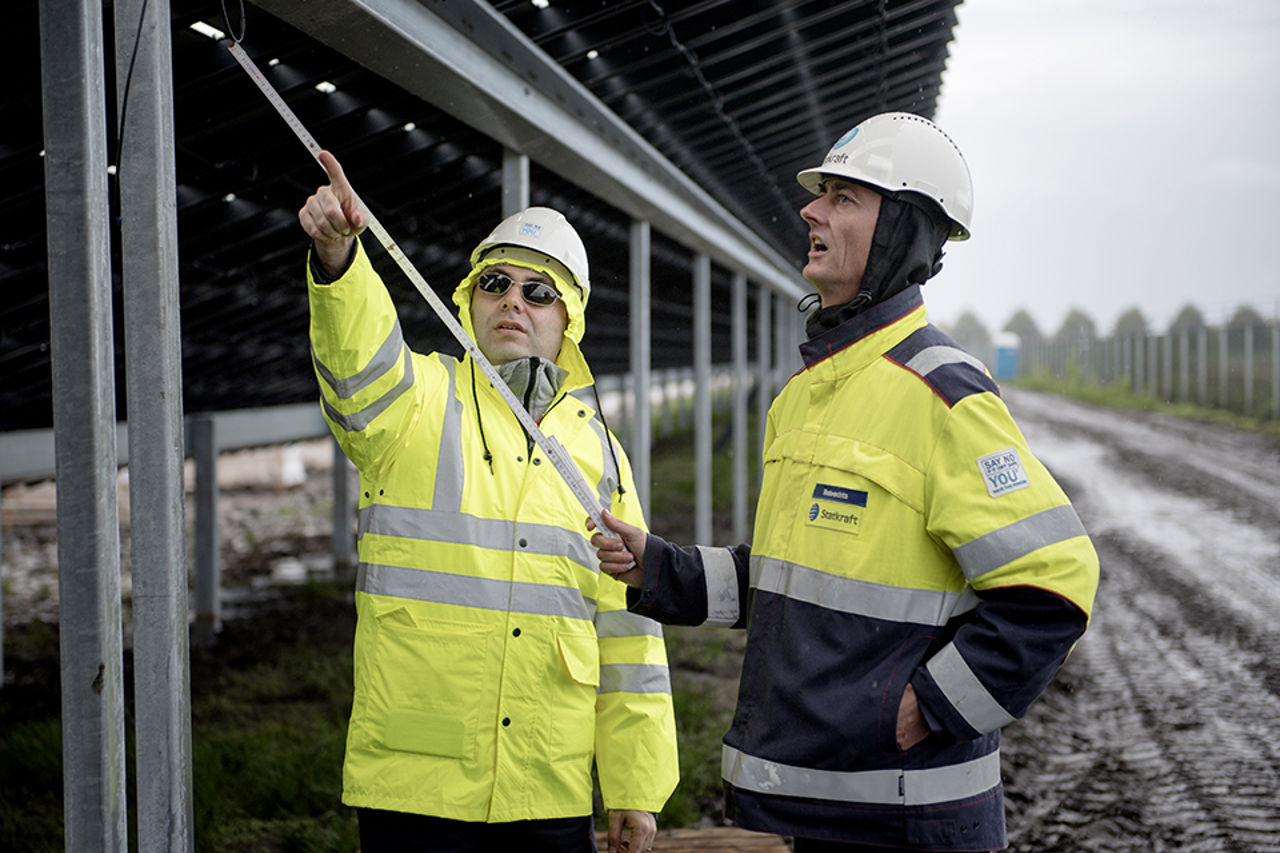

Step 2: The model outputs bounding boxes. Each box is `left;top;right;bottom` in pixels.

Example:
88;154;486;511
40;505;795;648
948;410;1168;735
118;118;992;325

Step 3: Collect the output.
432;358;464;513
905;345;986;378
926;643;1016;733
595;609;664;639
322;347;414;432
586;417;619;508
722;744;1001;807
358;562;594;622
313;322;405;399
750;555;979;626
359;506;597;573
598;662;671;695
699;545;740;627
951;505;1087;581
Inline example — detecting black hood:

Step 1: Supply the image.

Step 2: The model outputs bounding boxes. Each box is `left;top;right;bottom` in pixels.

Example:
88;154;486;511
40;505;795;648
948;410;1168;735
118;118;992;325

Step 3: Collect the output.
805;192;951;339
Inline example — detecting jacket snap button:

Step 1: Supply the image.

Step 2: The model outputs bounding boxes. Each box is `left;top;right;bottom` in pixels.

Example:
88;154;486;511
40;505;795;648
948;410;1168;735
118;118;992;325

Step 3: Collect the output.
512;628;521;637
578;410;586;417
502;717;511;727
532;457;541;465
516;456;523;462
518;538;528;548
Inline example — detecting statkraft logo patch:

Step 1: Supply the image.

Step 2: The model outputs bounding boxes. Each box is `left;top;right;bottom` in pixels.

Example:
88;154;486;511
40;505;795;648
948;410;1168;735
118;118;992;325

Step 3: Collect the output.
977;447;1030;497
806;482;866;535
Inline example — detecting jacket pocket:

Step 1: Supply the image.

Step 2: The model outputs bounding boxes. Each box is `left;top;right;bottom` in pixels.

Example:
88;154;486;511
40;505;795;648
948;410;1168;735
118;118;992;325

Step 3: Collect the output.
551;632;599;763
368;609;491;761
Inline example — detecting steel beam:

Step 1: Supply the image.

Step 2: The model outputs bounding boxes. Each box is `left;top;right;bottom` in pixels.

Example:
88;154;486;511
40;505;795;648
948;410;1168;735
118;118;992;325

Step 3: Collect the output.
731;272;749;543
113;0;195;846
756;285;772;481
192;416;221;646
39;0;128;846
693;255;712;545
248;0;806;300
629;220;652;517
501;148;529;218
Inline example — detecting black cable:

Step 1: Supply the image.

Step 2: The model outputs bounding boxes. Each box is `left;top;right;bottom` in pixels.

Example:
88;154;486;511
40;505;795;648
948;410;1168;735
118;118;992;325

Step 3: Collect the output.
590;384;626;497
114;0;151;171
221;0;246;44
469;361;495;475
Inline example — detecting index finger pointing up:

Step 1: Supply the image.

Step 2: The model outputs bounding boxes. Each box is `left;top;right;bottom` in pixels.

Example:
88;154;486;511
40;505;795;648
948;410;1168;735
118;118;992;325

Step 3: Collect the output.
318;150;353;197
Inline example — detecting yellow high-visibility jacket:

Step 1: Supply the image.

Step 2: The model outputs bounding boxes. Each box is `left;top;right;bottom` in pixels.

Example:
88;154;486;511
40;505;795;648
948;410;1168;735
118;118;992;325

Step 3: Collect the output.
629;286;1098;849
307;240;678;821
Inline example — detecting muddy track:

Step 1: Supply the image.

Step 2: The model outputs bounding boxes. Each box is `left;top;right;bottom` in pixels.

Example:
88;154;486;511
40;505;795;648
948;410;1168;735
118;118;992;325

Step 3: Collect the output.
1000;389;1280;852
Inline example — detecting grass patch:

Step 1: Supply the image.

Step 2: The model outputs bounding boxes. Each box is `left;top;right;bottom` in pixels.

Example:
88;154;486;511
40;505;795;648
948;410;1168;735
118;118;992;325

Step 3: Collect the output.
1012;375;1280;440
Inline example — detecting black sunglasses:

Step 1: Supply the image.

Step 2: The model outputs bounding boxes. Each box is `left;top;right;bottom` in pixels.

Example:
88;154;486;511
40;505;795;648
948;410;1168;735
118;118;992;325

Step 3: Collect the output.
475;271;561;307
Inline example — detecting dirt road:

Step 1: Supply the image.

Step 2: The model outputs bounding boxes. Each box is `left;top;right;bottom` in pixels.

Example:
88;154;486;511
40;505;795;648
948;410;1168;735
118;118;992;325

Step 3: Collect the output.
999;389;1280;852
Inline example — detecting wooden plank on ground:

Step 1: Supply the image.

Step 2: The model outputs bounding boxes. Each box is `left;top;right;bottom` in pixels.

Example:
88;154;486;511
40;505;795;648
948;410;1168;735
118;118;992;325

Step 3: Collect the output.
595;826;790;851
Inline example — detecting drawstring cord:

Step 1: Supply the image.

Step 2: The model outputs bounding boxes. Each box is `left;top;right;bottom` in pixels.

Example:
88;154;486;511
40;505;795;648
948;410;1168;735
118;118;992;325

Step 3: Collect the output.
590;385;627;497
469;357;624;500
469;361;495;475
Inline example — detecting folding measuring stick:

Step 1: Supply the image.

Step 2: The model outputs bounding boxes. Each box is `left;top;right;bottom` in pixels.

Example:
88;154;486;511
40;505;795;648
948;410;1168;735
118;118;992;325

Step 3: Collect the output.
226;42;619;539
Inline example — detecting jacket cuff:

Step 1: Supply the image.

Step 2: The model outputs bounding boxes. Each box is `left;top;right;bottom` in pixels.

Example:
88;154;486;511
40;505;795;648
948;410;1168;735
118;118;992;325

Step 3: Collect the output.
308;239;358;284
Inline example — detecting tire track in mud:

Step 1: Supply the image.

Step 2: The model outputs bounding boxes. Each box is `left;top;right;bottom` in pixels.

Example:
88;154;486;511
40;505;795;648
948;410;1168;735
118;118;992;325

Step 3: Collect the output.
998;390;1280;851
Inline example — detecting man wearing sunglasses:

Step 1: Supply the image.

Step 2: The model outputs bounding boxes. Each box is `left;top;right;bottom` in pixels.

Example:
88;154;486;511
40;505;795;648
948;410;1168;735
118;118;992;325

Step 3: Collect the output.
299;151;676;853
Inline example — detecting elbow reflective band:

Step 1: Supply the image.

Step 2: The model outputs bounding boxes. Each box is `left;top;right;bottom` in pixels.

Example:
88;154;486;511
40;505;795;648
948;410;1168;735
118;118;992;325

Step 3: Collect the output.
699;545;740;626
320;347;414;432
951;505;1087;581
313;322;405;399
722;744;1001;806
750;555;979;626
926;643;1016;733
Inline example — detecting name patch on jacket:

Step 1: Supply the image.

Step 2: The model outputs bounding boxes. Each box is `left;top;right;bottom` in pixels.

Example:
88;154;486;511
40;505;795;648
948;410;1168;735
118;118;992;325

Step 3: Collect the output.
807;483;866;534
977;447;1030;497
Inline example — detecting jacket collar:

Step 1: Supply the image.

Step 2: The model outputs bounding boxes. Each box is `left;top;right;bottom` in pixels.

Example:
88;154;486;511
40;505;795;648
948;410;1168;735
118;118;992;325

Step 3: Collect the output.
798;285;924;369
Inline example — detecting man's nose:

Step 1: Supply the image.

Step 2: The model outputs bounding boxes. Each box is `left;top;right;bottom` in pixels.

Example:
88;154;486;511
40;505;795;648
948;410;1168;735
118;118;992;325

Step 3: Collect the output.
800;198;823;224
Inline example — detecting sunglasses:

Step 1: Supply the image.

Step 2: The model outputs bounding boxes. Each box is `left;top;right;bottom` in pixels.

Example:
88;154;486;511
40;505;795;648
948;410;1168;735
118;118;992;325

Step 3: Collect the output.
475;271;561;307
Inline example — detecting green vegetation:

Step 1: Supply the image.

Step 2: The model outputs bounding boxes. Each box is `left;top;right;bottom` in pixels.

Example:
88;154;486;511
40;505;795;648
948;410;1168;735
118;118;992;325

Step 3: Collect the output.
1012;373;1280;440
0;416;756;851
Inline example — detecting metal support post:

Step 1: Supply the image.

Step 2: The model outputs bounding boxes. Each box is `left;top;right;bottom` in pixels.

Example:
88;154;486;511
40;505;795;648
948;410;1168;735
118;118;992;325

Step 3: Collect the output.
629;220;652;516
1198;327;1209;407
755;285;772;478
693;255;712;544
731;273;749;543
1219;326;1229;410
112;0;194;846
192;416;221;645
1179;329;1190;403
1273;321;1279;421
39;0;128;846
501;149;529;217
1244;324;1255;416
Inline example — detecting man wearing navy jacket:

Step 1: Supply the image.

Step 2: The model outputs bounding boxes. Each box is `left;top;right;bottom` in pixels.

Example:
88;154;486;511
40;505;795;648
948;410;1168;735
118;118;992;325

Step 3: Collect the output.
593;113;1099;852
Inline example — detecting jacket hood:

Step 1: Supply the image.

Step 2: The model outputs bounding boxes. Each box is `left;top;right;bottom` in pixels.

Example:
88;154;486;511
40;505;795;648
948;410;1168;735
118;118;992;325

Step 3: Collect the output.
805;192;950;339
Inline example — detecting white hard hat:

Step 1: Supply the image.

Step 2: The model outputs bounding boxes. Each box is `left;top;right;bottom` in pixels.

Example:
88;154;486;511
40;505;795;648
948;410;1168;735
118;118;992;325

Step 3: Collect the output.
797;112;973;240
469;206;590;301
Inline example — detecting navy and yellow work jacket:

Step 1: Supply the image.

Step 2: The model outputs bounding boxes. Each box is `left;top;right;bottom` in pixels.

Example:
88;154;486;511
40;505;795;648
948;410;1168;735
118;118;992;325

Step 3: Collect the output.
308;240;678;821
629;286;1098;850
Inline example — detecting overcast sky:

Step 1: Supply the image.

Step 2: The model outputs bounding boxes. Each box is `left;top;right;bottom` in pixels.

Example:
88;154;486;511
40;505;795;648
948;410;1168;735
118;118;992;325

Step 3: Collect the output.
927;0;1280;338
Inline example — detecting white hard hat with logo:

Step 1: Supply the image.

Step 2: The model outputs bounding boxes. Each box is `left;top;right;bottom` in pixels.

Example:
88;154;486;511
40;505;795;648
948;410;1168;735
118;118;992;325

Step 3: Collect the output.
469;206;591;302
796;112;974;240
